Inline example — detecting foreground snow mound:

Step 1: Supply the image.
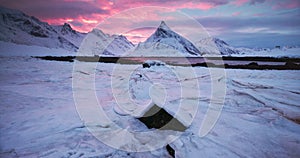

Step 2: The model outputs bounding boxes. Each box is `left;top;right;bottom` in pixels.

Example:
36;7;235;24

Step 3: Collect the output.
132;21;202;57
111;62;199;129
0;6;85;51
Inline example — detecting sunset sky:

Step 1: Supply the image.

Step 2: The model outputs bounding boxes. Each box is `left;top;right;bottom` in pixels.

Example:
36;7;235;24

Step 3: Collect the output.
1;0;299;48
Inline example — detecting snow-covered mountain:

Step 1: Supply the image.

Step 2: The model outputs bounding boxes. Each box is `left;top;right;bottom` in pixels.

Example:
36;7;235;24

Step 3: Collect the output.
0;6;85;51
132;21;202;57
78;28;135;56
132;21;242;57
2;7;297;57
195;37;240;55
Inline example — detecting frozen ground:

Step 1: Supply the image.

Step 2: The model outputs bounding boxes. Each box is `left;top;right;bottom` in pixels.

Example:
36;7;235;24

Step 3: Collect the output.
0;41;75;57
234;47;300;58
1;41;300;58
0;56;300;157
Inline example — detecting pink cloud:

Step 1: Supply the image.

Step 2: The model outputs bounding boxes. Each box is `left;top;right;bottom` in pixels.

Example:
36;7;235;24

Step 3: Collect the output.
124;27;156;44
253;13;265;17
179;2;215;10
232;12;241;16
272;0;300;9
102;0;226;13
76;0;225;32
1;0;230;32
232;0;267;6
232;0;249;6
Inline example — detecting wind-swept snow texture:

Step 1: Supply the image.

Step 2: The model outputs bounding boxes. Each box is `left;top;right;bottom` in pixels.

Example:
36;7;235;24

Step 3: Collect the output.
0;41;75;56
0;57;299;157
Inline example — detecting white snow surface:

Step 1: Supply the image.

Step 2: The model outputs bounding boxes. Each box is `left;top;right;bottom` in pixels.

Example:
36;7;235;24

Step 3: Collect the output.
0;41;75;56
235;47;300;57
0;57;299;157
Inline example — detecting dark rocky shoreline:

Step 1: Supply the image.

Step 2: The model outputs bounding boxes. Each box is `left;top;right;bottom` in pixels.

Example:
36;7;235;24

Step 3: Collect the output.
33;56;300;70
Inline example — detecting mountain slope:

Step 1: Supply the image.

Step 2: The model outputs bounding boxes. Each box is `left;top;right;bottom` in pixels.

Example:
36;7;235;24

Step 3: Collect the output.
0;6;85;51
78;28;135;56
133;21;202;57
195;37;240;55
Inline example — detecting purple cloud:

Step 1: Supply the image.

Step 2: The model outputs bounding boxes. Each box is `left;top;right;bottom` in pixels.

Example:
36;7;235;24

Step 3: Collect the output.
0;0;109;19
249;0;266;5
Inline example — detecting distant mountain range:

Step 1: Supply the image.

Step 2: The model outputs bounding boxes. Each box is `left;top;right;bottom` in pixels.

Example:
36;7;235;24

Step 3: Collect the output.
0;7;85;51
1;6;289;57
78;28;135;56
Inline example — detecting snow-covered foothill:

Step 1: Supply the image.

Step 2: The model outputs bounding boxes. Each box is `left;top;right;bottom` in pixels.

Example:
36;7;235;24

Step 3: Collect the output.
196;37;240;56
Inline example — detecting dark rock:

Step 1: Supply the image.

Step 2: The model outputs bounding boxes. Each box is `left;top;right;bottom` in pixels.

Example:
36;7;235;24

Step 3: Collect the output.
34;56;75;62
137;104;187;131
30;30;48;38
166;144;175;158
142;60;166;68
285;61;297;67
143;62;151;68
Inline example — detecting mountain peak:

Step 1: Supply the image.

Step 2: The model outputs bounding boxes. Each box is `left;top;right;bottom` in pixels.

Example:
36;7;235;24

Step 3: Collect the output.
158;21;170;30
62;23;72;29
135;21;201;56
61;23;76;35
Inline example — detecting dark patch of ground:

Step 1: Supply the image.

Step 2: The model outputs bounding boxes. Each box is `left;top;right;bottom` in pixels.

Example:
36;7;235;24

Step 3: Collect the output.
33;56;300;70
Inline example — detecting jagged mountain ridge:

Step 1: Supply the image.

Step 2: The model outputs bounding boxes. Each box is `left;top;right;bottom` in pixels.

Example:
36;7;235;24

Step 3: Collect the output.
196;37;240;55
0;6;85;51
133;21;240;56
0;6;135;55
0;6;240;56
78;28;135;56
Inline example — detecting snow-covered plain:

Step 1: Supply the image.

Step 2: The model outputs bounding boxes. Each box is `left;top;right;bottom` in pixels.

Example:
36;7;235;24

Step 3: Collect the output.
0;55;299;157
234;47;300;58
0;41;76;57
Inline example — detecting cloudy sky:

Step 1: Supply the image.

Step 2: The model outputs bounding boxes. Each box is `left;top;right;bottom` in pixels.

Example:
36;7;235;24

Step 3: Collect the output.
1;0;299;48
